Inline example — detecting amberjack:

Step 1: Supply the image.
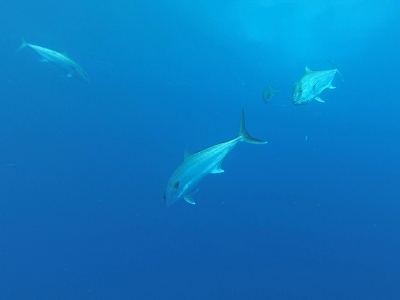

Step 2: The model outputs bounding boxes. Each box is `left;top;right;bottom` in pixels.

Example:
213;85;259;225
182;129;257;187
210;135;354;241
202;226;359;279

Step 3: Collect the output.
292;66;342;105
18;38;88;82
164;109;267;207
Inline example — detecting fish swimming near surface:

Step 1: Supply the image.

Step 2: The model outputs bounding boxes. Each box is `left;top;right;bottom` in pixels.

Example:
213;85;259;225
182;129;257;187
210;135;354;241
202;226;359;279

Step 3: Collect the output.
18;38;88;82
292;66;342;105
164;109;267;207
262;85;279;103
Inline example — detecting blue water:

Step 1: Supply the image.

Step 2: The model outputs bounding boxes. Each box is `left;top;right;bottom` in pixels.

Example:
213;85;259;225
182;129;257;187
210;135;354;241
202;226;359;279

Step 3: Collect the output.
1;1;400;299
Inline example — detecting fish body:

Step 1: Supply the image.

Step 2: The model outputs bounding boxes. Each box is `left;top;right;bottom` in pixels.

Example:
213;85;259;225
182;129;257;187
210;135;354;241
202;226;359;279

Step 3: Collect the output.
164;109;267;207
18;38;88;82
292;67;339;105
262;86;279;103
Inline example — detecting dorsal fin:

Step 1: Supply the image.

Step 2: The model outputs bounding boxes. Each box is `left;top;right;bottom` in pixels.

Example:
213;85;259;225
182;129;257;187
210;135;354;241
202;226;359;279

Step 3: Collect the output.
305;66;312;73
327;59;344;81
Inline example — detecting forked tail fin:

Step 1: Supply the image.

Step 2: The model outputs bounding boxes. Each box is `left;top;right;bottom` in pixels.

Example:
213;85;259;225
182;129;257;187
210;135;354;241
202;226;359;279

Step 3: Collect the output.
239;108;267;145
336;69;344;82
327;59;344;81
17;37;28;52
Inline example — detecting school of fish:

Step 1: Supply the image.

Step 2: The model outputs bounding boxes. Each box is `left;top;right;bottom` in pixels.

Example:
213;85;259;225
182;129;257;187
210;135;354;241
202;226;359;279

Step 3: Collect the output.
16;38;342;207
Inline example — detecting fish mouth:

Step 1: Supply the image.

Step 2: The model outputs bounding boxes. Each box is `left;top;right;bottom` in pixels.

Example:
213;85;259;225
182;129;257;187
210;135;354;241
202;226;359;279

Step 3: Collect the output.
163;192;167;202
163;192;171;207
292;98;301;105
292;96;308;105
163;192;174;207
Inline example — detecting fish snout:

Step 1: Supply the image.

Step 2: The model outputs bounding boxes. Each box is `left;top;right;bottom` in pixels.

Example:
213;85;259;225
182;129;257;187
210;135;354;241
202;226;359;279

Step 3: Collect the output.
163;187;179;207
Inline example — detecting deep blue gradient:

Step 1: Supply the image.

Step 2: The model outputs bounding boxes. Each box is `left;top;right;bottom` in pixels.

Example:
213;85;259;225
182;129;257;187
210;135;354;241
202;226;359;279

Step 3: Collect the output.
1;1;400;299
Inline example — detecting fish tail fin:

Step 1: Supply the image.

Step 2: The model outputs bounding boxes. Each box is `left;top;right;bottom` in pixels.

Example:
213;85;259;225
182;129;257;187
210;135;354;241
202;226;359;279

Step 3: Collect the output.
327;59;344;82
238;108;267;145
336;69;344;82
17;37;28;51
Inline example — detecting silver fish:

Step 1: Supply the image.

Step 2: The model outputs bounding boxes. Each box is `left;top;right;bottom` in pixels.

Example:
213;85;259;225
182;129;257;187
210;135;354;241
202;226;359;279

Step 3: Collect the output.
262;85;279;103
164;109;267;207
18;38;88;82
292;66;341;105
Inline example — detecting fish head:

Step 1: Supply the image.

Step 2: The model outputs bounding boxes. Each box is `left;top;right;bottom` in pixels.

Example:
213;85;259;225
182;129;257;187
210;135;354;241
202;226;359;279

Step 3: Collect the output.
292;81;312;105
164;180;181;207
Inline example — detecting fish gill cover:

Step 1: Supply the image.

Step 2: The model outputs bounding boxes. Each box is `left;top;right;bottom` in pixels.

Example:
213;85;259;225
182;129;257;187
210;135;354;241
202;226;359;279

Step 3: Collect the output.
0;0;399;299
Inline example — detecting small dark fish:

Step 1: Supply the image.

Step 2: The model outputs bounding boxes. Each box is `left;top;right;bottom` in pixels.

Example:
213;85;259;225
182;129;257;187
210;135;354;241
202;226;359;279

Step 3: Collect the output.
262;86;279;103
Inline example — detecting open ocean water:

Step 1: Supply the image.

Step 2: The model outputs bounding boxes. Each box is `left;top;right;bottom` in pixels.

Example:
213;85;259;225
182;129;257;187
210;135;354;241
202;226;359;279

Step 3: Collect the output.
1;0;400;299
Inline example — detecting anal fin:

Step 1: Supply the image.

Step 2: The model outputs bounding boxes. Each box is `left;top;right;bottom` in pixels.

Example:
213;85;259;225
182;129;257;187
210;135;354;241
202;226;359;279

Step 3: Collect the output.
211;167;225;174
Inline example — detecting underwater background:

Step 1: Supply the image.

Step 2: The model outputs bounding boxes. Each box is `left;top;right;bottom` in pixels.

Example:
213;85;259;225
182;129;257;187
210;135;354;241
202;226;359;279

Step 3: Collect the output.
1;0;400;299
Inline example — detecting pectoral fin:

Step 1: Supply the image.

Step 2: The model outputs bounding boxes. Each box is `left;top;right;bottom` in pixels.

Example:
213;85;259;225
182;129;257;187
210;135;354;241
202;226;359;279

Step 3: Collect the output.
211;166;225;174
315;97;325;103
184;195;196;205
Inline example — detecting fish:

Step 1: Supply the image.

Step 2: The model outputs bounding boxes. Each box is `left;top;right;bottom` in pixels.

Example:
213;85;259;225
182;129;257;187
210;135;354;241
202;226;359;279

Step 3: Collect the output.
292;66;342;105
262;85;279;103
164;109;267;207
18;38;88;82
